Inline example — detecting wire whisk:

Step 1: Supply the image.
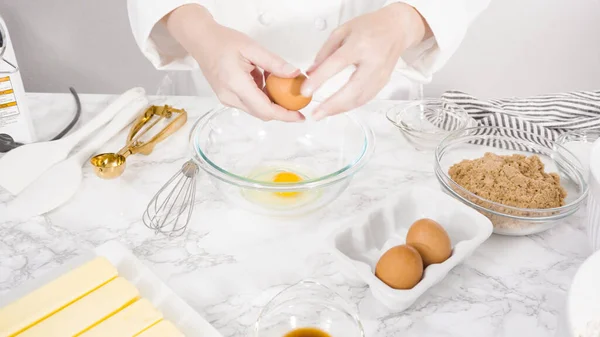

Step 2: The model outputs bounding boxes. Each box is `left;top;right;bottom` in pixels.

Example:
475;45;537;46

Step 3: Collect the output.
143;160;199;236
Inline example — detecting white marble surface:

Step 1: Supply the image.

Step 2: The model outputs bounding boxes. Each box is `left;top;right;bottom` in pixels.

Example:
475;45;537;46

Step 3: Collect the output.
0;92;592;337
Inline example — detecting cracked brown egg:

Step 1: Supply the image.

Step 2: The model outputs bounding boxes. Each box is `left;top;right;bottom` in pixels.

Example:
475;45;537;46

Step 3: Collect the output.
265;74;312;111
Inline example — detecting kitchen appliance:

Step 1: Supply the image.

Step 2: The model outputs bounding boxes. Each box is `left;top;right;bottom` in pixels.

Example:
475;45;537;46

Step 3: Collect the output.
0;87;82;153
586;138;600;251
0;17;86;154
0;15;35;144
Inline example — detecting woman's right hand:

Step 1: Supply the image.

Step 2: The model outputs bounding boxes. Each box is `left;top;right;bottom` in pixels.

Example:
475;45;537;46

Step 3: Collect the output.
165;4;305;122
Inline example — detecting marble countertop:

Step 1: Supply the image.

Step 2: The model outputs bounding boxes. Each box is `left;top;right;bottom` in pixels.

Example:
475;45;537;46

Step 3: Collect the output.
0;93;592;337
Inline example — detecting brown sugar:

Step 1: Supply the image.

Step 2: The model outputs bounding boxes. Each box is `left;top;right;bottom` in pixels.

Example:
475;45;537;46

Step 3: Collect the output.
448;152;567;209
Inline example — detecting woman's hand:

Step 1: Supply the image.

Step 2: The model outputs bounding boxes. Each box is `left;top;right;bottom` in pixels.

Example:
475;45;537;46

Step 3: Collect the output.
165;4;305;122
301;3;432;120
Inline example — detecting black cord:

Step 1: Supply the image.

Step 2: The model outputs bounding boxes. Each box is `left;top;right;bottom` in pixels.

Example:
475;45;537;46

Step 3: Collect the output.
0;87;82;153
51;87;82;140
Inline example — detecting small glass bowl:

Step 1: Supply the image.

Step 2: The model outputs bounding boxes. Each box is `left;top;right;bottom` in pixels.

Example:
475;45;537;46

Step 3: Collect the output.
254;280;364;337
435;126;588;236
386;99;473;151
189;104;375;217
555;129;600;182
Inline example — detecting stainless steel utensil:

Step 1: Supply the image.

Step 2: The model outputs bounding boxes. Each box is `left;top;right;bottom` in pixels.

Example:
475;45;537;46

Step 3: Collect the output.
143;160;199;236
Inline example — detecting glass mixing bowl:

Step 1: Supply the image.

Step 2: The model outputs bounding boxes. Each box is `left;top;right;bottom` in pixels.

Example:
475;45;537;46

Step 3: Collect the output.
254;280;364;337
386;99;474;151
434;126;588;236
189;105;375;216
556;129;600;183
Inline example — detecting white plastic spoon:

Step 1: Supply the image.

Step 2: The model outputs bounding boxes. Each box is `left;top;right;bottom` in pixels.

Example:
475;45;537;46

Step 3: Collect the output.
4;95;149;220
0;87;146;196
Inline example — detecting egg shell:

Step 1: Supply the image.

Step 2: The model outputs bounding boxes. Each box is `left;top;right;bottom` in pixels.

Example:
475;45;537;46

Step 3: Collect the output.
265;74;312;111
375;244;423;290
406;218;452;266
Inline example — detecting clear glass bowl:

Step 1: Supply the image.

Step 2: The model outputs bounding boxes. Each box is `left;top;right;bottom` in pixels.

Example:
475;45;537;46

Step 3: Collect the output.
189;105;375;216
556;129;600;183
254;280;364;337
434;126;588;236
386;99;474;151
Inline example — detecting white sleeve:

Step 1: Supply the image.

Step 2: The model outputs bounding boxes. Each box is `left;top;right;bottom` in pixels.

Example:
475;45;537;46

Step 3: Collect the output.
127;0;216;70
384;0;491;83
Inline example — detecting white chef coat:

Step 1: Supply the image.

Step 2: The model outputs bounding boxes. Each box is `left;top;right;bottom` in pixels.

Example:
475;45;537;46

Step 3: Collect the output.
127;0;489;101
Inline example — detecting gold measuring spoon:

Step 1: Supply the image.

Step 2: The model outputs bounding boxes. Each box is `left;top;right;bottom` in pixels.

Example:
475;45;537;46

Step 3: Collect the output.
90;105;188;179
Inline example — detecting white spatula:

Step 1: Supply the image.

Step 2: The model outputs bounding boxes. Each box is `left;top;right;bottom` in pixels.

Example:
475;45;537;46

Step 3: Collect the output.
0;87;146;196
3;95;149;220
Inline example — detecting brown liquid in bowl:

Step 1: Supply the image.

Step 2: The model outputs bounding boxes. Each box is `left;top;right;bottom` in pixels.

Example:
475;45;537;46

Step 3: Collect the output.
283;327;331;337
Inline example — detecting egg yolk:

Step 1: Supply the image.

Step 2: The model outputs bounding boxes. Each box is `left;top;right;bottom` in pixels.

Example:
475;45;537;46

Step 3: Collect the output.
273;171;302;198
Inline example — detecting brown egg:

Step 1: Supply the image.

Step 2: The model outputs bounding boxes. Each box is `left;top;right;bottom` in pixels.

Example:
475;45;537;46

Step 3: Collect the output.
375;244;423;290
265;74;312;111
406;218;452;266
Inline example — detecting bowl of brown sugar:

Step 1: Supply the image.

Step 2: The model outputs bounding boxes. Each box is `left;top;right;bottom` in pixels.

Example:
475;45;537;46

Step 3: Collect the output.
434;126;589;236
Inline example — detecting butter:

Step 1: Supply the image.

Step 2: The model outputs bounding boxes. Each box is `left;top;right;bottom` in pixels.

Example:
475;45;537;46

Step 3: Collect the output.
79;298;162;337
0;256;118;337
17;277;140;337
136;320;185;337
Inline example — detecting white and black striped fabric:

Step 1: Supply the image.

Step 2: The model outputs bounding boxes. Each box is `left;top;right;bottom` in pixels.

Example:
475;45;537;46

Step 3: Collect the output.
421;99;472;133
434;90;600;151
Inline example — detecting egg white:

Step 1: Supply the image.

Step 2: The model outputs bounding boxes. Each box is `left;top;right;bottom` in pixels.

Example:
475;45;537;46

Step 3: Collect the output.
241;163;322;210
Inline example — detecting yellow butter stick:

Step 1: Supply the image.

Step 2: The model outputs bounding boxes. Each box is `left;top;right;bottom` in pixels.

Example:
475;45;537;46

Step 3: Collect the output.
0;256;118;337
79;298;162;337
18;277;140;337
136;320;185;337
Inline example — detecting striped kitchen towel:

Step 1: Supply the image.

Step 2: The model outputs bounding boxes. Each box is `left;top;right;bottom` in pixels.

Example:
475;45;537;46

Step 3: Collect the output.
436;90;600;151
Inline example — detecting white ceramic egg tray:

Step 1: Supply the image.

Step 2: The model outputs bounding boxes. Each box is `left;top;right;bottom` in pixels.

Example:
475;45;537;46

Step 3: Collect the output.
0;240;223;337
329;187;494;311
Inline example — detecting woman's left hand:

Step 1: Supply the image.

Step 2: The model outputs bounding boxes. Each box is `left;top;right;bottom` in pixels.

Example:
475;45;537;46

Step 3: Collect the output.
301;3;432;120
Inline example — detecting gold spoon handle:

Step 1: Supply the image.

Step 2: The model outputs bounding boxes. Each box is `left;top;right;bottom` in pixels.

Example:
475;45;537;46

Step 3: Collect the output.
117;114;166;157
128;106;187;156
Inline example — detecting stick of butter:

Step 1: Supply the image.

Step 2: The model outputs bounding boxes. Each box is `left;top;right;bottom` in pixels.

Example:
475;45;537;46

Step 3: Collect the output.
17;277;140;337
78;298;162;337
137;320;185;337
0;256;118;337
